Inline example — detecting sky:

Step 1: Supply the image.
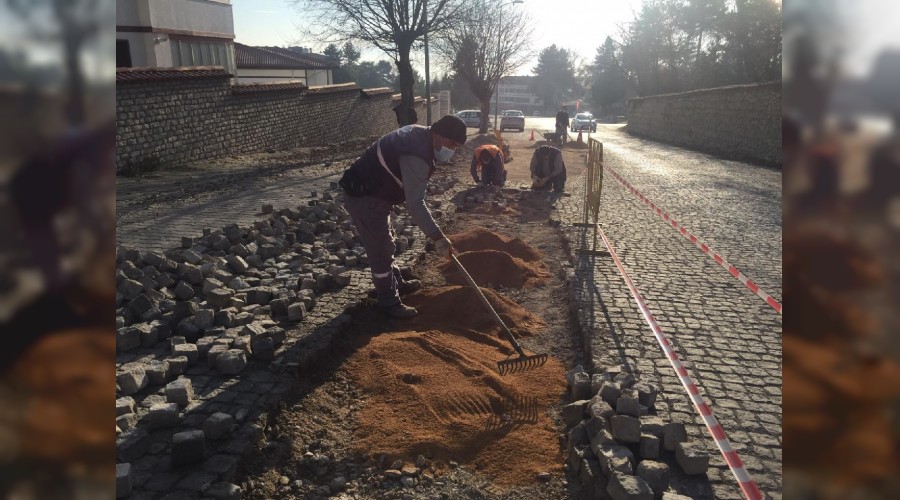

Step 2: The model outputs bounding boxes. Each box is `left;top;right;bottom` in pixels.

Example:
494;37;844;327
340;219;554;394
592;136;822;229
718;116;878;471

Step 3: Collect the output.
232;0;646;76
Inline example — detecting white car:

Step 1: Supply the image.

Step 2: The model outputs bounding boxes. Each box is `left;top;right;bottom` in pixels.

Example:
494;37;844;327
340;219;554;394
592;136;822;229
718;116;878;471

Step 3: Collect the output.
455;110;482;128
571;112;596;132
499;110;525;132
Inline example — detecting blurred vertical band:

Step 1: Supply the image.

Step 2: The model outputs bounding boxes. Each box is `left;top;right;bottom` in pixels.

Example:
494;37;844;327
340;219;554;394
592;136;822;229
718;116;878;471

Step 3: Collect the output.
0;0;115;498
783;1;900;498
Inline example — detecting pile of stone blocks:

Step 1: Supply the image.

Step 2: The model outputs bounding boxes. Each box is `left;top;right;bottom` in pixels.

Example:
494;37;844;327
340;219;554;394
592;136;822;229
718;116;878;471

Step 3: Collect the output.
563;365;709;500
113;180;458;498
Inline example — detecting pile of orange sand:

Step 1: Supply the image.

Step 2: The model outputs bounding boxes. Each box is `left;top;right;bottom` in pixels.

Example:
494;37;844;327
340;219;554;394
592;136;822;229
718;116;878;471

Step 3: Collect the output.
450;228;543;262
438;228;550;289
403;286;544;340
347;328;565;486
439;250;550;288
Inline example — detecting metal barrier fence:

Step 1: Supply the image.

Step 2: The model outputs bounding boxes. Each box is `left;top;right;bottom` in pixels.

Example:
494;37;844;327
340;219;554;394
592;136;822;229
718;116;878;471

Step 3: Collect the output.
574;138;606;255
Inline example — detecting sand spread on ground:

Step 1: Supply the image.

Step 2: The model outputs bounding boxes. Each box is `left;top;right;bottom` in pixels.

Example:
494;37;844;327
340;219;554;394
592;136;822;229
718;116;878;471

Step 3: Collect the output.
347;328;565;486
439;250;550;289
347;227;563;487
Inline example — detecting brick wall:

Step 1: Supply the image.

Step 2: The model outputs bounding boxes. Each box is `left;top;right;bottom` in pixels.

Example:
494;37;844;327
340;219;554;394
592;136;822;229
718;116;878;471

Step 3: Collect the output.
626;82;781;165
116;68;440;170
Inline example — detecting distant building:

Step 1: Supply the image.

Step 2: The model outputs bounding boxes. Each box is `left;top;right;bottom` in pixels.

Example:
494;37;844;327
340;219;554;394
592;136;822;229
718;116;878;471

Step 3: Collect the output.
115;0;236;71
489;76;543;115
234;44;336;86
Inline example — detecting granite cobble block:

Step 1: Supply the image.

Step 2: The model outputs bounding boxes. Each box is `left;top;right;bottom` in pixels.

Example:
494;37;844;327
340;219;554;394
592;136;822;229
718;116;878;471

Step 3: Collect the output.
675;441;710;475
116;463;133;498
636;460;670;498
116;396;136;417
145;360;171;385
607;471;653;500
148;403;180;429
663;422;688;452
216;349;248;374
116;326;141;352
599;381;622;406
611;415;641;443
168;355;189;376
171;430;206;467
172;343;199;365
562;400;589;427
117;365;148;395
165;378;194;406
572;371;592;401
640;416;665;438
639;433;660;460
116;428;150;462
616;395;641;417
203;412;235;440
287;302;306;322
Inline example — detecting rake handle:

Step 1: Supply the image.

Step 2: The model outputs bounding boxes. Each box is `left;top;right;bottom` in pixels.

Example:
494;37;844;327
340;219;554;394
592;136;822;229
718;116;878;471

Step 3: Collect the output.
450;254;527;357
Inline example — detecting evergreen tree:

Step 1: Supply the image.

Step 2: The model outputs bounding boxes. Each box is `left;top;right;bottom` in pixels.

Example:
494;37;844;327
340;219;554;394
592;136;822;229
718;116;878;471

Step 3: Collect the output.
530;45;581;108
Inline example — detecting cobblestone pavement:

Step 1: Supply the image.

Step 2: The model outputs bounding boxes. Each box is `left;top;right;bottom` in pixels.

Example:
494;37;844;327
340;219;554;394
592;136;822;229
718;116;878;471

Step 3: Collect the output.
556;131;782;499
591;125;782;302
116;160;354;252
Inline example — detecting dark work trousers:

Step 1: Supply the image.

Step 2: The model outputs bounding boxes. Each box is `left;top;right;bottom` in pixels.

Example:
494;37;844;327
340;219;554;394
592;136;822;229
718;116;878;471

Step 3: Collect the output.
532;168;567;193
482;163;507;187
343;194;404;307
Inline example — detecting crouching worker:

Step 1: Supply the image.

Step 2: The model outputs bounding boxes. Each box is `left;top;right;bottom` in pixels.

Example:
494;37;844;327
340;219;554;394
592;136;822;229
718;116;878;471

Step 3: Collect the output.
530;144;567;192
338;115;466;318
470;144;507;187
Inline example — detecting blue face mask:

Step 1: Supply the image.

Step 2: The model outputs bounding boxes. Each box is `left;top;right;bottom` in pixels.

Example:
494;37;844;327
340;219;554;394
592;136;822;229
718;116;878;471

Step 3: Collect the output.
434;146;455;162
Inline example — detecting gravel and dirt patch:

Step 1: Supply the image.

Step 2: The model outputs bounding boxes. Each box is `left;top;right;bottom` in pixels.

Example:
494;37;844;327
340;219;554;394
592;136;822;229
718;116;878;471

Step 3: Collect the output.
235;165;588;498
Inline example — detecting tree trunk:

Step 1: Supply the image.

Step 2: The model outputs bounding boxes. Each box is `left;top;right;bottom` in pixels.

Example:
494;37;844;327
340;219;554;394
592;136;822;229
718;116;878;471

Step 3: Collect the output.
478;94;492;134
395;42;415;127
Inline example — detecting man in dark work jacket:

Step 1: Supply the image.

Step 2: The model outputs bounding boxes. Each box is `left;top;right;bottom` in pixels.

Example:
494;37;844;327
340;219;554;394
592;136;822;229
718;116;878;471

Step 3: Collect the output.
339;115;466;318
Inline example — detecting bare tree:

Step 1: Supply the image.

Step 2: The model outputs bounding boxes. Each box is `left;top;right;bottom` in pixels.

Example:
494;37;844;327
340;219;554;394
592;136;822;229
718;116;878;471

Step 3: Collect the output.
292;0;467;126
435;0;533;133
6;0;108;125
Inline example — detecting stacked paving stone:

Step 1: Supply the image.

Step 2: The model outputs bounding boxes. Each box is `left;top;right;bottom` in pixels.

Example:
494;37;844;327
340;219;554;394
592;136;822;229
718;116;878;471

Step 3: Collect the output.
114;179;457;499
563;365;708;500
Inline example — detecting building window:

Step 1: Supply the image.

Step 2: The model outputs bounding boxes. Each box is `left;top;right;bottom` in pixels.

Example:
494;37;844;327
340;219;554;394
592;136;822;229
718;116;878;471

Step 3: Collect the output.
170;39;234;72
116;39;132;68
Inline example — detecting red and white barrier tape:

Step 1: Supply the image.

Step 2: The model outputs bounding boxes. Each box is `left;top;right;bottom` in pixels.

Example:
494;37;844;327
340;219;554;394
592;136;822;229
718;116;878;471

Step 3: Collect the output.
595;225;763;500
603;164;782;314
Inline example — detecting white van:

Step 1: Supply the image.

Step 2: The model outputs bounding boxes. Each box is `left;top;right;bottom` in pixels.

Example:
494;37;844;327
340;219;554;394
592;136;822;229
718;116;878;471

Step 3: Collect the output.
455;110;482;128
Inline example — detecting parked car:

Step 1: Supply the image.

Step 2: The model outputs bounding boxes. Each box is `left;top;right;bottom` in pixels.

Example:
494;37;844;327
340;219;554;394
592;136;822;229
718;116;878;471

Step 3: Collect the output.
571;112;596;132
532;110;541;116
499;110;525;132
455;110;482;128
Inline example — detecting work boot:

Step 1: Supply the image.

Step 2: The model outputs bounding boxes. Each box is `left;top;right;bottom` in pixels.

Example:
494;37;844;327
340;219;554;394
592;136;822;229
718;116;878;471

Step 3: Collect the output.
379;302;418;319
398;279;423;296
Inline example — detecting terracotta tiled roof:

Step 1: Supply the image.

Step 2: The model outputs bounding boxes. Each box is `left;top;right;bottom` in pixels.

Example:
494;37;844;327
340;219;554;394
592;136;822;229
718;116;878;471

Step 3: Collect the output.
235;43;337;70
231;82;308;95
116;66;231;82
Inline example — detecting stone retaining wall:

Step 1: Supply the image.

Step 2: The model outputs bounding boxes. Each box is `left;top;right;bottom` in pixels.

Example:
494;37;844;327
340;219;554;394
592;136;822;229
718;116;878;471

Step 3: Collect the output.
626;82;781;165
116;68;439;171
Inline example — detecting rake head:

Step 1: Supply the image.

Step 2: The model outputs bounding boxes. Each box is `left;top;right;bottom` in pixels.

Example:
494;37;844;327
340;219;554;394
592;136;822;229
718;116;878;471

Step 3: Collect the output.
497;352;549;375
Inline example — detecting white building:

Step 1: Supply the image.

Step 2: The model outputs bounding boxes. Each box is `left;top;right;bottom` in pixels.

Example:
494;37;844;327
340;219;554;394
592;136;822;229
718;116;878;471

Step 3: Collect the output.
115;0;236;72
489;75;543;115
234;44;335;86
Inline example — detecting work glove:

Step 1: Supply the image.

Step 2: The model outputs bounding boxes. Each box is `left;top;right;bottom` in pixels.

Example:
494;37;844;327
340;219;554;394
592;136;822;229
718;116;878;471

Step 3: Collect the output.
435;237;453;259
